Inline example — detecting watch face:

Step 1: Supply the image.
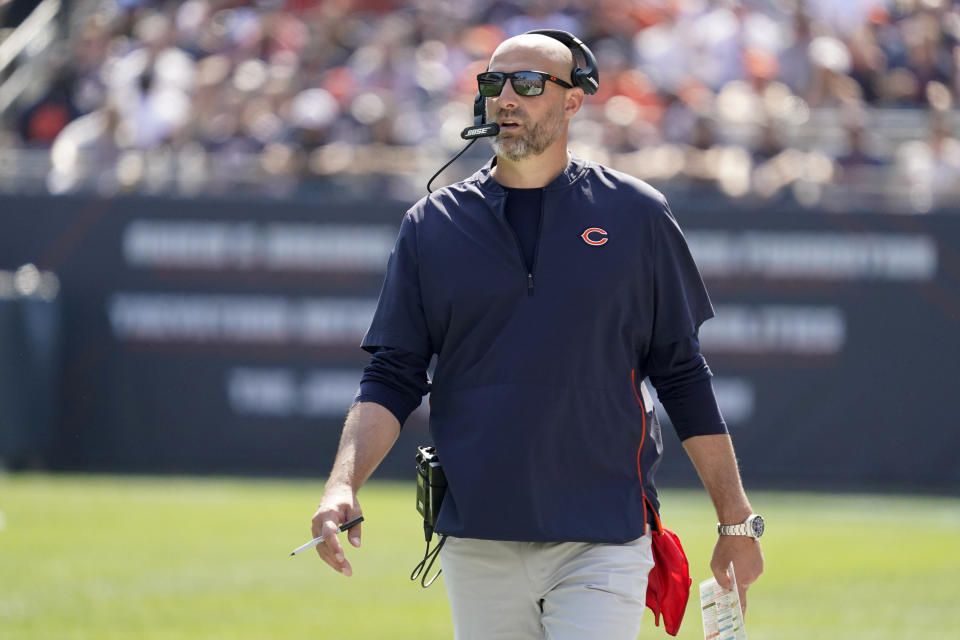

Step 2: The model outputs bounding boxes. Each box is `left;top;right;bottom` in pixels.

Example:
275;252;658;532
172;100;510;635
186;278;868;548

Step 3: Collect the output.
751;515;765;537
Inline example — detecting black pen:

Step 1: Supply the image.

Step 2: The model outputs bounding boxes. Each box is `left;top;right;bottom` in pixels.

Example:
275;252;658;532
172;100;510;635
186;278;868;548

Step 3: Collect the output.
289;516;364;556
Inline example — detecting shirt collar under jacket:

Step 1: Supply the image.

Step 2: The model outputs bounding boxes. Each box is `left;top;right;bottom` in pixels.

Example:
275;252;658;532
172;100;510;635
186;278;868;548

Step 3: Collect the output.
468;153;590;196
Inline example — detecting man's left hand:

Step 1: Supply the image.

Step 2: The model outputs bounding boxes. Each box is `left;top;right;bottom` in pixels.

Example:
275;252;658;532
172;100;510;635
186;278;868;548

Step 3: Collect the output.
710;535;764;616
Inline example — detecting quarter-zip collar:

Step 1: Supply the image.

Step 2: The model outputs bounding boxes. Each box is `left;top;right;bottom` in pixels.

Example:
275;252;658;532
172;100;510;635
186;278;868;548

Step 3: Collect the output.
470;153;590;198
455;153;589;294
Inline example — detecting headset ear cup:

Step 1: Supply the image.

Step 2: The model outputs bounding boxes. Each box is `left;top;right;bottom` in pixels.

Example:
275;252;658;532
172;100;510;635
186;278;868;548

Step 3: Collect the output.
574;68;599;94
523;28;599;95
572;68;588;92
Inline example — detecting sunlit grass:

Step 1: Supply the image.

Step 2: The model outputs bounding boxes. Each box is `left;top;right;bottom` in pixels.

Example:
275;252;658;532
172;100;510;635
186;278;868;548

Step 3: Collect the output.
0;474;957;639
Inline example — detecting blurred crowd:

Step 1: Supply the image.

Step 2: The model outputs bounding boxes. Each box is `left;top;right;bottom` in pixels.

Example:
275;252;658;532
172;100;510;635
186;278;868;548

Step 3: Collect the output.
0;0;959;209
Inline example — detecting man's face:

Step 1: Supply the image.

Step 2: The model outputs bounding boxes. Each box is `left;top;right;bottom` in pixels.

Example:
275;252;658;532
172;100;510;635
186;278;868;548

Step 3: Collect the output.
485;49;571;161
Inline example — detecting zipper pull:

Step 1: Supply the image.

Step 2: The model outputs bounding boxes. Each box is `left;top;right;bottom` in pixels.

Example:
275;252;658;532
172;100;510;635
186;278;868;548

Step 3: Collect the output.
527;273;534;294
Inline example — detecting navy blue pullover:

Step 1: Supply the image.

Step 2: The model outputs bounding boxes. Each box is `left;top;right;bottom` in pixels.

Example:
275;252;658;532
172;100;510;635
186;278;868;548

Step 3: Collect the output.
356;156;726;543
358;187;724;439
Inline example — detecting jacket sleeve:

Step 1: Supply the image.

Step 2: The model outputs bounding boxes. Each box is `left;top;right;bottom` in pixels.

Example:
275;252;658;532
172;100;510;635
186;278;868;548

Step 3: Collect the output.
644;200;726;440
646;335;728;440
649;201;715;347
354;346;431;428
360;212;434;360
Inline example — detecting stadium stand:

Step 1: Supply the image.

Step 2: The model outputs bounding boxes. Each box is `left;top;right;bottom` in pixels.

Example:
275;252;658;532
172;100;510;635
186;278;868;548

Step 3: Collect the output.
0;0;958;210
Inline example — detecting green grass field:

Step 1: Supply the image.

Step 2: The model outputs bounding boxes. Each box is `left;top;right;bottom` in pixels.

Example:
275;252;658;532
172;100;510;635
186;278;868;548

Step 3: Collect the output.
1;474;958;639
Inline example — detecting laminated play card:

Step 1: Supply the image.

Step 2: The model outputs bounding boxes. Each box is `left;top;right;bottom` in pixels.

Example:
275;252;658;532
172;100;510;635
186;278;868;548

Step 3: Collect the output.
699;562;747;640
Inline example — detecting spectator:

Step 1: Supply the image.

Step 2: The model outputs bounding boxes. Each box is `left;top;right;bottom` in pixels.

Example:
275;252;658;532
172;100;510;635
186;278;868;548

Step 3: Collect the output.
0;0;956;204
835;106;885;176
895;110;960;207
47;101;123;193
17;61;81;146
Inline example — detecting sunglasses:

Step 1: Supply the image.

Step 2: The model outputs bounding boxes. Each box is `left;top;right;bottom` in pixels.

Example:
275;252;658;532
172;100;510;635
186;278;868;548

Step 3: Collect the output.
477;70;574;97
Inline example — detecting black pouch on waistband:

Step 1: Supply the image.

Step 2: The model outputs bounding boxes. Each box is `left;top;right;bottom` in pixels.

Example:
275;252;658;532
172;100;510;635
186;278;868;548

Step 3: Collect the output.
411;445;446;587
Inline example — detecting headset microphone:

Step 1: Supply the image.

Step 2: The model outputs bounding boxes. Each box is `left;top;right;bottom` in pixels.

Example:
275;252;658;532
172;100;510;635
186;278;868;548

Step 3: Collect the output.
460;122;500;140
427;92;499;192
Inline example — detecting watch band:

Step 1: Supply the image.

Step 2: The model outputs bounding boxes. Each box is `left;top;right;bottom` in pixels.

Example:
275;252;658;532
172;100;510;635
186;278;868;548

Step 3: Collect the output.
717;522;750;536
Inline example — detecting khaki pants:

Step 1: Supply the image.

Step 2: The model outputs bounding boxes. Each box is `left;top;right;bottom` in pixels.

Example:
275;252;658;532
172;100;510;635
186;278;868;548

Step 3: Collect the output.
439;534;654;640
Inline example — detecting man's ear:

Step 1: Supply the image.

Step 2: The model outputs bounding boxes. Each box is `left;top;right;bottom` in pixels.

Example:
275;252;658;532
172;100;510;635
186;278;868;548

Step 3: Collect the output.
564;87;585;120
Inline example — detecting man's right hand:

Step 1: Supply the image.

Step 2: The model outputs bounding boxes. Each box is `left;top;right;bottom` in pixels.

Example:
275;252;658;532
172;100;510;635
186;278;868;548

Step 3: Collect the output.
311;484;363;577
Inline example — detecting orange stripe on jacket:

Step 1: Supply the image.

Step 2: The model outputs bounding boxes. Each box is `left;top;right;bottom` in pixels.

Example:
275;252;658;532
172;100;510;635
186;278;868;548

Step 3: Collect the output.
631;369;648;530
632;369;664;536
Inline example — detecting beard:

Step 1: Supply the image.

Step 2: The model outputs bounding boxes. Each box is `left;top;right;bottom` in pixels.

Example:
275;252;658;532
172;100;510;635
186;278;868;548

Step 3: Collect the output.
490;100;566;161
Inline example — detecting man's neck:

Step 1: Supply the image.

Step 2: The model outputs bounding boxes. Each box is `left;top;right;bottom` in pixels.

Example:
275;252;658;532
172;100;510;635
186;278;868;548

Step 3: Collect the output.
491;142;570;189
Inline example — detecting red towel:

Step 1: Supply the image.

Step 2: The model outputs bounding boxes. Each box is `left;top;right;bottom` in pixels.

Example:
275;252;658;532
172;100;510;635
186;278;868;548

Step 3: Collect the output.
645;527;692;636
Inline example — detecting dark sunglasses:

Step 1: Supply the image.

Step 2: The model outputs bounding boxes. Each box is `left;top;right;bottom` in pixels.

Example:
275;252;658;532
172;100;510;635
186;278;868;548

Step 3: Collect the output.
477;70;574;97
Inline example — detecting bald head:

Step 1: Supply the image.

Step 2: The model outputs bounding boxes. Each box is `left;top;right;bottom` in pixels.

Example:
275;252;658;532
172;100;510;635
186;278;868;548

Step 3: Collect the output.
488;34;575;84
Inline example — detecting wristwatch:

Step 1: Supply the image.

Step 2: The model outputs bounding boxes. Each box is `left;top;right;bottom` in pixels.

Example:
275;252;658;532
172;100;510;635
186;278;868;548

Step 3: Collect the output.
717;514;765;539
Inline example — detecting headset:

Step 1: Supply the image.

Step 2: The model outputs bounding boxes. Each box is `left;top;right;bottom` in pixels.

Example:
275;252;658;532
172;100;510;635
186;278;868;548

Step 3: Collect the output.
426;29;600;192
512;29;599;95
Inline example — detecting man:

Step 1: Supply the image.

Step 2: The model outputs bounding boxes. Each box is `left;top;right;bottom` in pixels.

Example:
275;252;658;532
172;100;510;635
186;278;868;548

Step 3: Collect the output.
311;32;764;639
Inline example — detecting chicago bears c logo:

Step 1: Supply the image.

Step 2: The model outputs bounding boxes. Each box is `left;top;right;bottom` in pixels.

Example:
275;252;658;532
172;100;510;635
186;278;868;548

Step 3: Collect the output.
581;227;608;246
